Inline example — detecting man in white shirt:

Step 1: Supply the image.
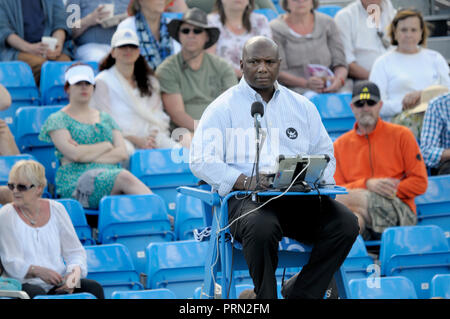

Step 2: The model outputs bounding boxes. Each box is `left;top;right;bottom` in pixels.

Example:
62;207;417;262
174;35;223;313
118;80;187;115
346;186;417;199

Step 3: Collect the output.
334;0;396;81
190;36;359;299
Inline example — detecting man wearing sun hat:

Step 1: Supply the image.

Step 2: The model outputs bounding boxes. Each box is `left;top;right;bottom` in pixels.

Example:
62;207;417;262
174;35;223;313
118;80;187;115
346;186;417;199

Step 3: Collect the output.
333;80;428;240
155;7;237;137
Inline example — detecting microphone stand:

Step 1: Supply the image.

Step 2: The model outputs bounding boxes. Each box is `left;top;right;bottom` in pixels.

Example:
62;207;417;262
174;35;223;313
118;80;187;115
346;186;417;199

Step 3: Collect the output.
254;116;261;189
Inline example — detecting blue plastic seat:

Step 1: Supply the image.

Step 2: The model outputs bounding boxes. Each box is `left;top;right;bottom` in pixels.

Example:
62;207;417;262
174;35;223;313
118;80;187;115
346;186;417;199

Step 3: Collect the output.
415;175;450;244
0;154;35;185
129;148;199;216
111;288;176;299
174;193;206;240
145;240;209;299
161;12;183;21
430;274;450;299
0;61;40;131
254;8;279;21
343;235;376;282
348;276;417;299
33;293;97;299
39;61;98;105
85;244;144;299
379;225;450;298
98;194;175;276
57;199;95;245
316;5;342;17
309;93;355;140
14;105;63;189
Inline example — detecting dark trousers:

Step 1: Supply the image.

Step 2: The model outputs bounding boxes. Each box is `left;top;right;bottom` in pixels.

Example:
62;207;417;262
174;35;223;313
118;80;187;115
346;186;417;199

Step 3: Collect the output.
228;194;359;299
22;278;104;299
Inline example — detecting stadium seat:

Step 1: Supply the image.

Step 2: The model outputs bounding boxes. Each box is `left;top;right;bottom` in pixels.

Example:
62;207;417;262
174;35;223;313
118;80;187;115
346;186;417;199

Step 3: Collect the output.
14;105;63;189
309;93;355;140
85;244;144;299
343;235;376;282
0;154;35;185
161;12;183;20
129;148;199;216
111;288;177;299
174;193;206;240
430;274;450;299
33;293;97;299
348;276;417;299
0;277;30;299
415;175;450;244
316;5;342;17
379;225;450;298
57;199;96;245
98;194;175;276
254;8;279;21
0;61;40;131
39;61;98;105
145;240;209;299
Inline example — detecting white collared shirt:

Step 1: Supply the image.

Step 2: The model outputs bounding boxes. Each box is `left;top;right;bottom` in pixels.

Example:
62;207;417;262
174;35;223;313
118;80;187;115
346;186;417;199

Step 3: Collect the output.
189;78;336;196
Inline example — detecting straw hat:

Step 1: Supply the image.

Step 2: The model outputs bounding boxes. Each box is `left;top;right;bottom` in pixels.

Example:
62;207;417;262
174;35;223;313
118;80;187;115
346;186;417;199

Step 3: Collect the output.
406;85;449;115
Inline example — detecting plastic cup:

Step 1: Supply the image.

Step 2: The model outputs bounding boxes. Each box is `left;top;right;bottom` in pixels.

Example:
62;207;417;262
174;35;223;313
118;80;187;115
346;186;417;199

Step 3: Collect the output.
41;36;58;51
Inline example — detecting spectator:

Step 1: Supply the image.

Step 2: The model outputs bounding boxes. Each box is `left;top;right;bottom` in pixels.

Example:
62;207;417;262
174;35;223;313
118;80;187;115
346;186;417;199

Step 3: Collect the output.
369;9;450;120
186;0;277;14
420;92;450;175
117;0;179;70
155;8;237;139
334;0;396;82
270;0;348;96
92;28;181;155
66;0;129;62
207;0;272;78
0;0;72;86
0;84;20;156
334;81;428;240
38;63;151;209
0;159;105;299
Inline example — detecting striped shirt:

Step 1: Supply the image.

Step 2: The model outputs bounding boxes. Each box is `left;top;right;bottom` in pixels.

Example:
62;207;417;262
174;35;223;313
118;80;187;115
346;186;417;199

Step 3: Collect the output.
420;93;450;168
189;77;335;196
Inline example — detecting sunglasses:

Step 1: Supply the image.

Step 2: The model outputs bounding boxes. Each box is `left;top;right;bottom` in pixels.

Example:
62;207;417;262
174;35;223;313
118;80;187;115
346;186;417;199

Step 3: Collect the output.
354;99;377;108
7;183;35;192
180;27;204;35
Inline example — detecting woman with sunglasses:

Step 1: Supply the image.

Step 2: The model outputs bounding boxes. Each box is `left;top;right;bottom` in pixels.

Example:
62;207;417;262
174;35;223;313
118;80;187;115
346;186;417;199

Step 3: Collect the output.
369;9;450;120
206;0;272;78
0;160;104;299
92;28;180;155
38;63;151;211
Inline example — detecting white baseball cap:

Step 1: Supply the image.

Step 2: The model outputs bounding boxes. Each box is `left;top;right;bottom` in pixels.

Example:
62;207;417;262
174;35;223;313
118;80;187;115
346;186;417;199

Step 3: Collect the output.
64;64;95;85
111;28;140;48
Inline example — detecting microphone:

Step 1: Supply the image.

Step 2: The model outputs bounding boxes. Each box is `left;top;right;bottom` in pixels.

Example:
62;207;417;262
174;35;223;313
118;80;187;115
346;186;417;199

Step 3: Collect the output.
251;102;264;189
251;101;264;124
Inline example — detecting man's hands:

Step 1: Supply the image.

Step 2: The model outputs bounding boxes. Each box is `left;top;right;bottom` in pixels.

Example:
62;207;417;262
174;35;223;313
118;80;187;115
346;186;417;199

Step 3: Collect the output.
234;174;273;191
366;177;400;198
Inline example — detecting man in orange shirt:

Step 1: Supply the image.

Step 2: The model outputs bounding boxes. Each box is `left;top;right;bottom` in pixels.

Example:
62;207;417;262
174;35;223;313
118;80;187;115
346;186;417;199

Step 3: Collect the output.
334;81;428;240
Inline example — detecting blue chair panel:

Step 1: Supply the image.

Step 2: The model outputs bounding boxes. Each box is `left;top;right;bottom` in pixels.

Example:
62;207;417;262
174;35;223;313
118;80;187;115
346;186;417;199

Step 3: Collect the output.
85;244;144;299
33;293;97;299
0;278;22;291
415;175;450;242
57;199;95;245
431;274;450;299
98;194;175;275
317;5;342;17
348;276;417;299
254;8;279;21
0;154;35;185
145;240;209;299
175;193;206;240
130;148;199;215
40;61;99;105
343;236;376;282
161;12;183;21
309;93;355;140
111;288;177;299
15;105;63;188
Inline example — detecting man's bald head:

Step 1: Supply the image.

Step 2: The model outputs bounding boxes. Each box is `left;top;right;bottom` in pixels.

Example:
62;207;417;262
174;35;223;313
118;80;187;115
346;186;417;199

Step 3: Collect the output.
242;36;280;61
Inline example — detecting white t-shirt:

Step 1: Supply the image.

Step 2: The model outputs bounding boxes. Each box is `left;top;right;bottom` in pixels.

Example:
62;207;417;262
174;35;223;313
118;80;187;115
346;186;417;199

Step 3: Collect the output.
0;200;87;292
334;0;396;72
369;48;450;119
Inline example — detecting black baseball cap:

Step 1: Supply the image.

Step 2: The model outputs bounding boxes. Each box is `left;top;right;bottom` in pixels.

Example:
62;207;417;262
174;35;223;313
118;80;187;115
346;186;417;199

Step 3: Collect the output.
351;80;381;104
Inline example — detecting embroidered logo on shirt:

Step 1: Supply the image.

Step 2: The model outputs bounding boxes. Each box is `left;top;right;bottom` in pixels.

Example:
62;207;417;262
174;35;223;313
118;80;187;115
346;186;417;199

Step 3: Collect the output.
286;128;298;139
416;153;422;161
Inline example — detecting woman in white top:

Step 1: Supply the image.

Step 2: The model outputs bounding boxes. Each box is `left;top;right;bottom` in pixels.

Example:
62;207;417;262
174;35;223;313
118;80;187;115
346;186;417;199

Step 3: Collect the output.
369;9;450;120
207;0;272;78
92;28;180;155
0;160;104;299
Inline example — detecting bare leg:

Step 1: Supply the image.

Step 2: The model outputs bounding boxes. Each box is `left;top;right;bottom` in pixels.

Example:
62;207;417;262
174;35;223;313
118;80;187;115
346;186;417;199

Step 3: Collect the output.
110;170;151;195
335;189;371;235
